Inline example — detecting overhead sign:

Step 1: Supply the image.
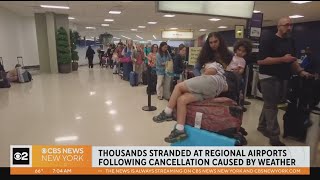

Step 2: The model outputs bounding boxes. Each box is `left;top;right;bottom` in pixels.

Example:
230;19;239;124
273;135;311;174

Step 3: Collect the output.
188;47;202;65
162;31;193;39
157;1;254;19
235;25;244;39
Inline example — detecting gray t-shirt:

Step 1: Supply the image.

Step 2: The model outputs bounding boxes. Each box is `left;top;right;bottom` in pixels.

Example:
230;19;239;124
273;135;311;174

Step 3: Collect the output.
205;62;227;95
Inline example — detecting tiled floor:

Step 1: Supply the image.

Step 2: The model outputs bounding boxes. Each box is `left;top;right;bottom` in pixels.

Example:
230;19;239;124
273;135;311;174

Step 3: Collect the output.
0;66;318;167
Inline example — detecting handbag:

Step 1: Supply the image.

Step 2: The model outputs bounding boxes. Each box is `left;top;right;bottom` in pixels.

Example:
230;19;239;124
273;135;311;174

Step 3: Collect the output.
165;51;174;73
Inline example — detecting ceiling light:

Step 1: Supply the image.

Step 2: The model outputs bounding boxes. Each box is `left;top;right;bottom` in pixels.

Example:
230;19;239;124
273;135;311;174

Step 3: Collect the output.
121;35;131;39
290;1;311;4
101;24;109;26
148;22;157;24
163;14;175;17
253;10;261;13
68;17;75;20
86;27;96;29
109;110;117;115
170;28;178;30
147;40;152;41
199;29;207;31
75;115;82;120
138;26;146;28
114;125;123;132
153;35;156;39
109;11;122;14
209;18;221;21
40;5;70;9
105;100;113;105
89;91;96;95
113;37;121;39
136;35;143;39
55;136;78;142
218;26;228;28
104;19;114;22
131;29;137;31
289;15;304;18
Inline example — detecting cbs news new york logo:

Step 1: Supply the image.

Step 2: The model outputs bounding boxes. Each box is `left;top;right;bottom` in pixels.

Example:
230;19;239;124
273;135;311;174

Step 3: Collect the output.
10;145;32;167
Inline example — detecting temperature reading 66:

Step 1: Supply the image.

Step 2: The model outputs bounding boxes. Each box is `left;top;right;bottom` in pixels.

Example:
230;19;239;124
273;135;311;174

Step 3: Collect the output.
34;169;44;174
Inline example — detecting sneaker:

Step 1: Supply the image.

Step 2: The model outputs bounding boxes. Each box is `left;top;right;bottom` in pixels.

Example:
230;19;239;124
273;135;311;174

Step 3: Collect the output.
257;128;270;138
269;139;286;146
164;129;188;143
153;111;173;123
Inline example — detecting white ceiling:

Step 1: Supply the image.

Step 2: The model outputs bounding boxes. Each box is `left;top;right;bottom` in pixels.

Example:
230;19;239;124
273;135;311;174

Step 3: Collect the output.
0;1;319;41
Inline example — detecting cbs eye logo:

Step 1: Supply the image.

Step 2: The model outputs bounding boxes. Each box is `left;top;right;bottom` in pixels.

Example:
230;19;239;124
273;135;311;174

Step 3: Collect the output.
12;148;29;165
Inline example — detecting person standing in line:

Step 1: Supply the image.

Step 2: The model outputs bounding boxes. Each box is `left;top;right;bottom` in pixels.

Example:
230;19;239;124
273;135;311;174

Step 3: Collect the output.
86;45;95;68
257;17;313;146
147;44;158;69
173;44;187;83
156;42;171;100
133;44;145;84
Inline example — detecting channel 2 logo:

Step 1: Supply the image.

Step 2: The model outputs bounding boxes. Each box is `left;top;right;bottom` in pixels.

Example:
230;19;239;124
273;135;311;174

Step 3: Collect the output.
10;145;32;167
13;148;29;165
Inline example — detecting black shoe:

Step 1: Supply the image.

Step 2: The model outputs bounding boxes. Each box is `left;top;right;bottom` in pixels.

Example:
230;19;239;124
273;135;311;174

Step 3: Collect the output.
244;101;251;105
242;107;247;112
257;128;270;138
269;139;286;146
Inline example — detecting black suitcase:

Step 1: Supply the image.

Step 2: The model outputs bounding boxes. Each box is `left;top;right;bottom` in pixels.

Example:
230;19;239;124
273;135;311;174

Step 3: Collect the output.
283;76;317;141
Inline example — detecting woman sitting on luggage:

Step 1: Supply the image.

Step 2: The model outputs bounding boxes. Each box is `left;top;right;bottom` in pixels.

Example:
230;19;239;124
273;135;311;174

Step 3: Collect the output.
153;32;233;143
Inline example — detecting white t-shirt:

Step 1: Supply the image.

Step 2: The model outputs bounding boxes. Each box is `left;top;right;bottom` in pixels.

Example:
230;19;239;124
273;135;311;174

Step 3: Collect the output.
226;55;246;71
204;62;227;95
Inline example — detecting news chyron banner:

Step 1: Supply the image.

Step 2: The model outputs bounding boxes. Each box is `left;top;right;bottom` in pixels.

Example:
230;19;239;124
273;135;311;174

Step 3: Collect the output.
10;145;310;175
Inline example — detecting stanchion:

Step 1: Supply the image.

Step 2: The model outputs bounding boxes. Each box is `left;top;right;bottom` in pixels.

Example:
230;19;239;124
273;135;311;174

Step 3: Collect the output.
142;65;157;111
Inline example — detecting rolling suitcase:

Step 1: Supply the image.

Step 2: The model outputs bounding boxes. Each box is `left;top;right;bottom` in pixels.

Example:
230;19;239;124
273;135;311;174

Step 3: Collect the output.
122;62;133;81
172;97;247;145
129;71;139;86
283;76;316;141
16;56;32;83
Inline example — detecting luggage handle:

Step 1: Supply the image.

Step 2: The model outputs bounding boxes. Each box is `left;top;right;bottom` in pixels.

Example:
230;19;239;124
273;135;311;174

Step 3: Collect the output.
17;56;24;67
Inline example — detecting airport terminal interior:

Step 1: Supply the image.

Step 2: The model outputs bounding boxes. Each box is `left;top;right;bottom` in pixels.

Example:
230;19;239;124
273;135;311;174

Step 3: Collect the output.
0;1;320;167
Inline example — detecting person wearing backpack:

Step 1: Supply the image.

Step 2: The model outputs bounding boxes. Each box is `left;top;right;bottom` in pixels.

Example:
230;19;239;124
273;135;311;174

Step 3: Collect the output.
85;45;95;68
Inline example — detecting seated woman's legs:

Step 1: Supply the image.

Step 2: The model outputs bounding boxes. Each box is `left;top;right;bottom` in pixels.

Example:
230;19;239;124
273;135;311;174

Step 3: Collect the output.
164;93;199;143
153;82;190;123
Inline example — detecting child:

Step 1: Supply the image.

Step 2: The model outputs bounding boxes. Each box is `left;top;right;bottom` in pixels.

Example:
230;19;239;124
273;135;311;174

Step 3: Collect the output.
226;39;252;75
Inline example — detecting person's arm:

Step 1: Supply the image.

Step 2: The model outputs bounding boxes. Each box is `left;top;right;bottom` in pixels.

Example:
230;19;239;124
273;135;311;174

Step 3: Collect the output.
257;56;294;65
193;62;202;76
257;37;295;65
291;60;313;78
